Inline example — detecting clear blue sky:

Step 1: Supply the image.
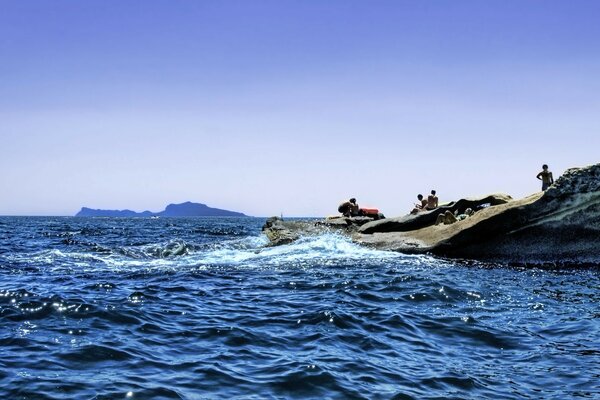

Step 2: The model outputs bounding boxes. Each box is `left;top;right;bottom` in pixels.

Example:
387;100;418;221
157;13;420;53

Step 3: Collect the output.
1;1;599;217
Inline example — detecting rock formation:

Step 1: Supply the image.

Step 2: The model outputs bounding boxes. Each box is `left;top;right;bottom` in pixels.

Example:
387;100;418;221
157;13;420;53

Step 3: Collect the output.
263;163;600;265
358;193;513;234
261;215;376;247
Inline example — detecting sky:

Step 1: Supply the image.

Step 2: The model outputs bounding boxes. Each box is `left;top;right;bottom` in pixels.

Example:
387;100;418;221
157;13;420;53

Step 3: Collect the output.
1;0;599;217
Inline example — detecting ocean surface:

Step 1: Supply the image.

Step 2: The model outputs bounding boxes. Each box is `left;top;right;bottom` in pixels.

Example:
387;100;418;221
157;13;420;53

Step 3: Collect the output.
0;217;598;399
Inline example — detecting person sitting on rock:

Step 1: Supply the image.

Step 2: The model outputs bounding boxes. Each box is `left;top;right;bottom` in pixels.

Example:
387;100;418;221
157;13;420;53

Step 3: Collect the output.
536;164;554;191
456;208;474;221
435;208;474;226
338;198;360;217
410;194;428;214
426;190;439;211
435;210;456;225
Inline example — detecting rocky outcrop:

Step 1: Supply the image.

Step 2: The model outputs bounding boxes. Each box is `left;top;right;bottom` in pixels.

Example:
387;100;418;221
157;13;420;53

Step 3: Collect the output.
263;163;600;265
261;216;378;247
354;193;543;253
355;163;600;264
443;164;600;263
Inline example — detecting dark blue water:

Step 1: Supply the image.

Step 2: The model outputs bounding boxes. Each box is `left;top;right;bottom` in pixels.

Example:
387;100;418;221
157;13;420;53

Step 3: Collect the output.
0;217;598;399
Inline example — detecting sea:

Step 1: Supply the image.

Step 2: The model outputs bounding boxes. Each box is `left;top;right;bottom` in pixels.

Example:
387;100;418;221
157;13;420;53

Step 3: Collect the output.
0;216;598;400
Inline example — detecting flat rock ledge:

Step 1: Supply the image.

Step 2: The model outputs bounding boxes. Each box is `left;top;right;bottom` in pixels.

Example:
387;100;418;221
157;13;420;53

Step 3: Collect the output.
263;163;600;265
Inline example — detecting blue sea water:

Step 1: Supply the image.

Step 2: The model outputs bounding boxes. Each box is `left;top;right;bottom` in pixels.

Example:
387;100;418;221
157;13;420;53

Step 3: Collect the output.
0;217;598;400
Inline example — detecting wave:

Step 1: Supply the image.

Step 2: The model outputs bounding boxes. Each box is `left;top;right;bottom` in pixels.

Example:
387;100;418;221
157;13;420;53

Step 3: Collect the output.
130;233;410;270
0;233;430;273
118;240;197;259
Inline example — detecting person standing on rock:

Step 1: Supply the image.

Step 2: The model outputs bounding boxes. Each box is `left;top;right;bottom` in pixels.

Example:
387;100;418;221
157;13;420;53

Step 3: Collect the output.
426;190;439;211
536;164;554;191
338;198;360;217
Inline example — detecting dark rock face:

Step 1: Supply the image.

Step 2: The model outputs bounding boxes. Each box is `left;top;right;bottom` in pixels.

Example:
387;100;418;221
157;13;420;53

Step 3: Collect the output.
359;194;512;234
76;202;246;217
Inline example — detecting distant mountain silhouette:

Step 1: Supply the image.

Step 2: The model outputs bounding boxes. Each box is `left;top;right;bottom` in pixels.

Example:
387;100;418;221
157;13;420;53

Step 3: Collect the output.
76;202;247;217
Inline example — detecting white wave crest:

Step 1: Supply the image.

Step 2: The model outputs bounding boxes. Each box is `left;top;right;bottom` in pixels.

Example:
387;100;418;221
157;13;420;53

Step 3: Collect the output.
2;233;437;273
191;233;403;268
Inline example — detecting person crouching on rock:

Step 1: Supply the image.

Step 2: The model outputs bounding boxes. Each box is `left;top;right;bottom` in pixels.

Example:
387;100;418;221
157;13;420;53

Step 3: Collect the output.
338;198;360;217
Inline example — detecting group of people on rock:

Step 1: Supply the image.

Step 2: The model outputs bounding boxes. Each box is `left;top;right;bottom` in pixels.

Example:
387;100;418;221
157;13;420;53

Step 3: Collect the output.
410;164;555;226
410;190;439;215
408;189;475;225
409;189;474;226
338;164;555;222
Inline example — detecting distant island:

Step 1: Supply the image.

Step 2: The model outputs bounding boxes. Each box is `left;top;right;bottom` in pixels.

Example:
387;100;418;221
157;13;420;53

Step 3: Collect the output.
75;201;247;217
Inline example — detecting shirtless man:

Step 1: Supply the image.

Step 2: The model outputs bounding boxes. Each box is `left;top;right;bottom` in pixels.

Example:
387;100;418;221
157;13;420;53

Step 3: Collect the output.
410;194;428;214
338;198;360;217
536;164;554;191
426;190;438;211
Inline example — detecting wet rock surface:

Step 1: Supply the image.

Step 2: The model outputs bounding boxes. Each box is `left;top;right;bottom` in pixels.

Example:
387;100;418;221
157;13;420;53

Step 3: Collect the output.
261;216;376;246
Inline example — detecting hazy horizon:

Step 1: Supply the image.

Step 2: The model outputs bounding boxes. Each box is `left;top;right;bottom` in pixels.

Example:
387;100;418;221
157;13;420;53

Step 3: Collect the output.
2;1;599;217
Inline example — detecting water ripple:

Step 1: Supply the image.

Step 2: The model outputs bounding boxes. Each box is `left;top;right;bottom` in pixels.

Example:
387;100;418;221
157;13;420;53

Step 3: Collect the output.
0;217;598;399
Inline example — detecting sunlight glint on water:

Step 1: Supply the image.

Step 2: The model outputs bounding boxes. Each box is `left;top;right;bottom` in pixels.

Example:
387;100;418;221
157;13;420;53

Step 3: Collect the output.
0;216;598;399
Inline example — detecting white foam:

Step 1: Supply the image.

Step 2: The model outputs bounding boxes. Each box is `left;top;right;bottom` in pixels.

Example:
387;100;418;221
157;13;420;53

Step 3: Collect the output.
189;233;404;268
2;233;436;273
